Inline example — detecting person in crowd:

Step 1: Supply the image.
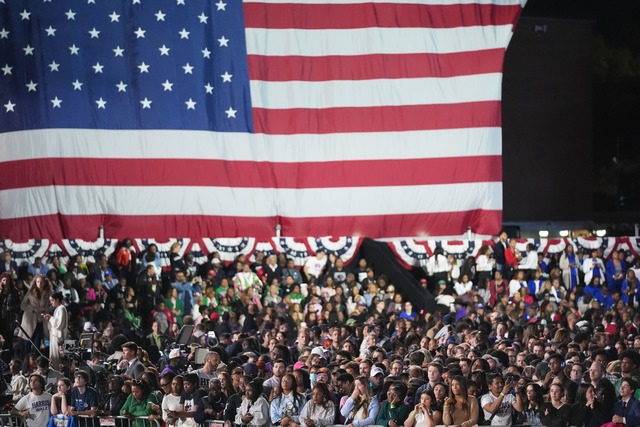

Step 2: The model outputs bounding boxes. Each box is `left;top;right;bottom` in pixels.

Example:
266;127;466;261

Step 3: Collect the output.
18;274;52;351
404;389;440;427
376;382;411;427
161;374;183;427
194;378;228;423
224;374;250;427
236;380;271;427
44;291;68;370
540;383;571;427
69;370;99;417
50;377;72;415
270;373;307;427
120;379;160;427
480;373;523;425
570;383;608;427
119;341;145;380
518;382;544;426
299;383;336;427
102;375;128;416
11;374;52;427
341;376;380;427
442;376;478;427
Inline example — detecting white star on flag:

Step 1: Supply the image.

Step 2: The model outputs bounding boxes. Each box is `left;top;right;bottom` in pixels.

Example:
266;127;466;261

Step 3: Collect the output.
113;46;124;57
95;98;107;109
218;36;229;47
51;97;62;108
140;98;152;109
204;83;214;94
93;62;104;73
45;26;56;36
69;44;80;55
215;0;226;11
198;13;208;24
221;71;232;82
20;10;31;20
109;12;120;22
225;107;236;118
201;48;211;58
65;9;76;20
23;45;34;56
185;98;196;110
72;80;83;90
89;28;100;38
48;61;60;72
0;28;9;39
183;63;194;74
159;45;170;56
1;64;12;75
116;81;128;92
26;81;38;92
4;101;16;112
155;10;166;21
138;62;150;73
162;80;173;91
135;27;146;38
179;28;190;39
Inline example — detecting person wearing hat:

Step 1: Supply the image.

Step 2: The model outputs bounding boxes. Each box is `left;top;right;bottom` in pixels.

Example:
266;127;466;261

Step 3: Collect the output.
370;366;385;401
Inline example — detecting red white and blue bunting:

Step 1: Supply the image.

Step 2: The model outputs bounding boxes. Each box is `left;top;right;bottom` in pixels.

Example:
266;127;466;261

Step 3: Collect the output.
2;237;638;270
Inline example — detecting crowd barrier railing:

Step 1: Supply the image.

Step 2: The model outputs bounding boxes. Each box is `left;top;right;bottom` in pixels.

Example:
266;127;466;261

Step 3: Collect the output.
0;415;26;427
70;416;162;427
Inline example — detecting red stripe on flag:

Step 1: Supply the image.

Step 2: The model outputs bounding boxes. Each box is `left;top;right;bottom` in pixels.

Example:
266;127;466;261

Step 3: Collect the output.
253;101;502;135
244;3;523;29
0;209;502;241
248;50;505;81
0;156;502;190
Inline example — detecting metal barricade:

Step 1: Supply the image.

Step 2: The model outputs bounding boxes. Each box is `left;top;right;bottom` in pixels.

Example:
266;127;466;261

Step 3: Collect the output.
0;415;26;427
75;416;161;427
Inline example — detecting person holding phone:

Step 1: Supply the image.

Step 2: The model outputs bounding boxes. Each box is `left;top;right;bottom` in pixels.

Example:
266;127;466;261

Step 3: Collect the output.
236;380;270;427
480;373;523;426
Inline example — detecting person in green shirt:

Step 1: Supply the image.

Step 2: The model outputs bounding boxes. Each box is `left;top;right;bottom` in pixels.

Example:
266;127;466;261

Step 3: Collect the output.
121;379;160;427
376;382;411;427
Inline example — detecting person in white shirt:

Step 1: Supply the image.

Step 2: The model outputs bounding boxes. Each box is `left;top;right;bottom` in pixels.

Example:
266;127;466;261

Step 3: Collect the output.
518;244;539;281
583;250;606;285
11;374;53;427
304;249;327;281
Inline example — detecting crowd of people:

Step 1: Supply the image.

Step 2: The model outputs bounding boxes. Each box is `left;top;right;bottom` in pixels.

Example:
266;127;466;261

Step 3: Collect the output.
2;231;640;427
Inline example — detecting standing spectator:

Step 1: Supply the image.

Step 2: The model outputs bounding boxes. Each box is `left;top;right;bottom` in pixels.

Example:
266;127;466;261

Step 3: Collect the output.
116;238;136;284
282;259;303;286
119;341;145;380
120;379;160;426
18;275;52;352
606;250;627;294
11;374;52;427
583;250;605;285
196;378;228;423
559;244;580;290
44;292;68;370
1;250;18;278
0;272;22;346
162;374;183;427
493;231;508;273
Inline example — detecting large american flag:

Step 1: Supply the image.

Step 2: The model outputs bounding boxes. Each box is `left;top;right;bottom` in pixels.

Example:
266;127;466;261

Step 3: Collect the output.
0;0;526;241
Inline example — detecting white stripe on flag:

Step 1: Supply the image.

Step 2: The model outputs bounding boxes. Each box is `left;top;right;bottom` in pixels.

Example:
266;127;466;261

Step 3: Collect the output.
0;182;502;218
245;26;516;56
250;73;503;109
0;128;502;162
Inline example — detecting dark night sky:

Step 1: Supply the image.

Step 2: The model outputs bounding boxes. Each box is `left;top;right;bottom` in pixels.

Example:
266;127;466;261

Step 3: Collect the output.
522;0;640;215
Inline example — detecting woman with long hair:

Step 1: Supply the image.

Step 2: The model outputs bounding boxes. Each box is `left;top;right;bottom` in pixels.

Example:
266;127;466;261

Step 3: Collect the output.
442;376;478;427
404;389;440;427
218;372;235;399
299;383;336;427
50;377;72;415
517;382;544;426
236;380;270;427
19;274;52;351
44;292;68;370
571;383;608;427
270;373;307;427
0;272;22;346
341;376;380;427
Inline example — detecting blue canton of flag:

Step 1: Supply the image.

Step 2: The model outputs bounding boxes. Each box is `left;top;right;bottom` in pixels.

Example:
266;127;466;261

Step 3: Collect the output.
0;0;253;132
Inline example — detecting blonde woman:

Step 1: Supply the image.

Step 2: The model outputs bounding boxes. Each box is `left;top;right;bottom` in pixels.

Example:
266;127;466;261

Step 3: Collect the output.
341;376;380;427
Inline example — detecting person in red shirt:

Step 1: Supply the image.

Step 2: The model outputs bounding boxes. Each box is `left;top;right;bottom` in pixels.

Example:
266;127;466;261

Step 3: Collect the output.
504;239;520;280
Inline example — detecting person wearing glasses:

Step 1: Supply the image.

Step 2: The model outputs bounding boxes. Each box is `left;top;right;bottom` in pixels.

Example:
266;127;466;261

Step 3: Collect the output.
162;374;183;427
270;373;307;427
69;370;99;417
101;375;128;416
376;382;411;427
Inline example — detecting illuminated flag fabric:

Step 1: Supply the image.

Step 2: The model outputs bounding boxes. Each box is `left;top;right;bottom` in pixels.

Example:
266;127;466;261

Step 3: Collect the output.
0;0;526;240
